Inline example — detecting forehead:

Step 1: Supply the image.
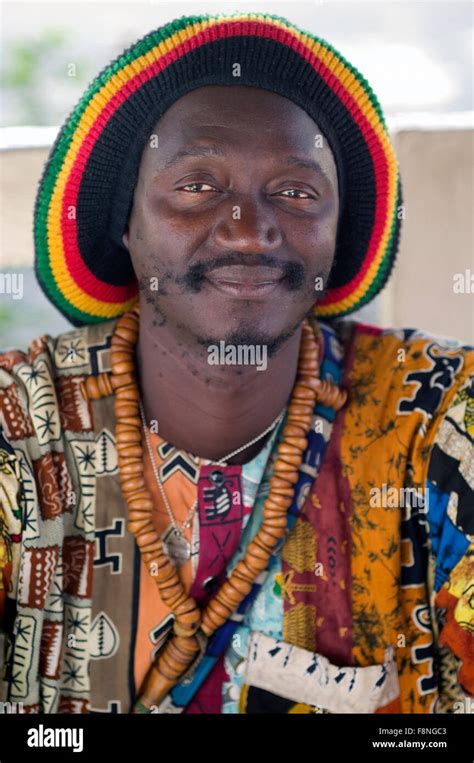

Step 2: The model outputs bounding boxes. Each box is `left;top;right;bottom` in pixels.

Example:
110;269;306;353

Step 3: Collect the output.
145;85;336;166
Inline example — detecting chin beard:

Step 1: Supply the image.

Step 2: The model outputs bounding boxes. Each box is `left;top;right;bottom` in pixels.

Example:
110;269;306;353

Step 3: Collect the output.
197;317;304;359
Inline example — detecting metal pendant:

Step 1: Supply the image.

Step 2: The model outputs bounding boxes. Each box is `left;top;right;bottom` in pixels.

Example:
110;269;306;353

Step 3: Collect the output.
161;525;191;568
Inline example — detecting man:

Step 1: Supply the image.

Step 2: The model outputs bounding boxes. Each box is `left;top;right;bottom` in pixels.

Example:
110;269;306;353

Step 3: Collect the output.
0;12;472;715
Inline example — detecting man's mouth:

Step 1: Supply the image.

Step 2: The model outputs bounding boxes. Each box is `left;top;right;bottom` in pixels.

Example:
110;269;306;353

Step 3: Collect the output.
204;265;284;298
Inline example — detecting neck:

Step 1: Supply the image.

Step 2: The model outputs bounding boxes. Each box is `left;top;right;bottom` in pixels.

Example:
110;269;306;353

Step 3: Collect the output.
135;303;303;464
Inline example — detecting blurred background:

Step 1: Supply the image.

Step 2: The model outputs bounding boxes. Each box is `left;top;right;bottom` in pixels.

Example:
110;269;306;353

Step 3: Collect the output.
1;0;473;349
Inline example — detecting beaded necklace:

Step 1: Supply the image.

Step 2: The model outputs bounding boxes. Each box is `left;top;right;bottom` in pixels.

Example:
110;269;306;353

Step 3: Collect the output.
139;398;285;565
82;302;347;710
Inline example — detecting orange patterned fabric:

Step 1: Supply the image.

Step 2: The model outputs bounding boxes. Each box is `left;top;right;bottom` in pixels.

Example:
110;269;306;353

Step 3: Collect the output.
133;433;196;691
0;317;472;713
274;325;474;714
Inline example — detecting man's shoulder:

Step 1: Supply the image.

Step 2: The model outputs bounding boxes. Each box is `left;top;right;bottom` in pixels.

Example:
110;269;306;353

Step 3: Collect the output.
0;318;118;453
325;318;473;423
328;317;474;364
329;317;472;349
372;322;473;380
379;323;473;353
0;316;119;382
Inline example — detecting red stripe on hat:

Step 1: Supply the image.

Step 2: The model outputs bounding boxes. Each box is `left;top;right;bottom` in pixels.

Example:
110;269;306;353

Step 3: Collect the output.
60;20;389;302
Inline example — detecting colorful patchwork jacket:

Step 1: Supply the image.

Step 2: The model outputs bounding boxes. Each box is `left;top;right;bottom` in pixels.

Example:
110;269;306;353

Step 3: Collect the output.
0;315;472;714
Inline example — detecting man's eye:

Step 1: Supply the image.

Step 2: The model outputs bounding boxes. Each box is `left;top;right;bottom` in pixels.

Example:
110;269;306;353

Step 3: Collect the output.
277;189;314;199
179;182;217;193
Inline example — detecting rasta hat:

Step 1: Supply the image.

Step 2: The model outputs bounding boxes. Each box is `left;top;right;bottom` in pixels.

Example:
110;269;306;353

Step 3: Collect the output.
34;11;403;327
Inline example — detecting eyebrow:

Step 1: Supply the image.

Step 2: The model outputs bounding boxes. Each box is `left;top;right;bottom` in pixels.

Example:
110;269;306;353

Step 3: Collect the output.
162;144;226;169
283;156;331;182
162;145;331;182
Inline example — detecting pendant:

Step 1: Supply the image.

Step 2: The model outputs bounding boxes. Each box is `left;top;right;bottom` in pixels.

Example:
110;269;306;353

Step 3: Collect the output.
161;525;191;568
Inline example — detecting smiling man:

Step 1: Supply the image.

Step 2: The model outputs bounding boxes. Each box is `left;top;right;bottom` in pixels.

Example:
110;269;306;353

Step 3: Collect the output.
0;13;473;716
127;84;340;463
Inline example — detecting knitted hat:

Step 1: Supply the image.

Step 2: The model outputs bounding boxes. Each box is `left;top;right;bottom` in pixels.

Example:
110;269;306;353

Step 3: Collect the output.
34;12;403;327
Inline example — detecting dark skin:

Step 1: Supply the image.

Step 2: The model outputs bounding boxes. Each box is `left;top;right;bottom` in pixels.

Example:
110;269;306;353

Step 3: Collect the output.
122;85;339;464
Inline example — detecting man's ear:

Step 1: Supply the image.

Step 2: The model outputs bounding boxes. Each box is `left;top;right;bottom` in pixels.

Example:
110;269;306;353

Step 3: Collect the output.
122;228;130;251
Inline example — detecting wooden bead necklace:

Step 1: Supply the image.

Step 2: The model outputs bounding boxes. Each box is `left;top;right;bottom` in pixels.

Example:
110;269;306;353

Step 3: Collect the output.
82;301;348;710
139;398;285;566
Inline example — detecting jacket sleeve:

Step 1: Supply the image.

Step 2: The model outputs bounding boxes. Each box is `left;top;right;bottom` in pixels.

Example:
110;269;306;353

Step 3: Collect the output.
426;370;474;705
0;352;27;700
0;424;23;627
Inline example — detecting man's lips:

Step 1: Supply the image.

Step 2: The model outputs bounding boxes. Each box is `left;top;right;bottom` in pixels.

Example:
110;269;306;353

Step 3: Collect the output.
204;265;284;298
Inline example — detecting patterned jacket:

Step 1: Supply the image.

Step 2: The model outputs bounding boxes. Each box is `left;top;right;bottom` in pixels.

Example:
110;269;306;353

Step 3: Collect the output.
0;315;472;713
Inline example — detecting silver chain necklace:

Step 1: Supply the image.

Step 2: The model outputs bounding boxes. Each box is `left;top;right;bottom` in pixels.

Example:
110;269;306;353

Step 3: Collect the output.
138;398;284;565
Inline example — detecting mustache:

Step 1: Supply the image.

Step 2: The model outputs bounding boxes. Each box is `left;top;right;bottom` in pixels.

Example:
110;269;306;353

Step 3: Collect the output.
180;253;306;292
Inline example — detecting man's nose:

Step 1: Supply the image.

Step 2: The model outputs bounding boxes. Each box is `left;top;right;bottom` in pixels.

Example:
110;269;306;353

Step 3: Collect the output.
211;195;283;254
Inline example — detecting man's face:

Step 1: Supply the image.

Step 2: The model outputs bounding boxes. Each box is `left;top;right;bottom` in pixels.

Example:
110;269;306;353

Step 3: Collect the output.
123;85;339;352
